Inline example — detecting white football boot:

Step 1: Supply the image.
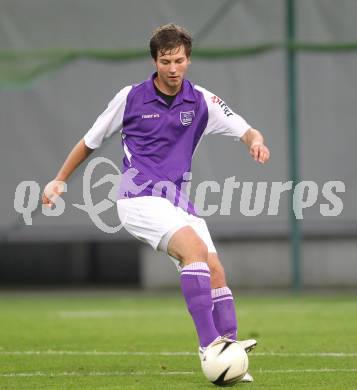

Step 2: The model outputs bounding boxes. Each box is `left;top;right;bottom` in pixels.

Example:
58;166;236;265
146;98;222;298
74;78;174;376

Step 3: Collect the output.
237;338;257;353
199;337;257;383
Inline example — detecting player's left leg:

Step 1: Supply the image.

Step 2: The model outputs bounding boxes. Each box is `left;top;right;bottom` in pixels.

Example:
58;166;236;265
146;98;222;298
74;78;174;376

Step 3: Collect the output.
206;253;256;383
207;252;238;340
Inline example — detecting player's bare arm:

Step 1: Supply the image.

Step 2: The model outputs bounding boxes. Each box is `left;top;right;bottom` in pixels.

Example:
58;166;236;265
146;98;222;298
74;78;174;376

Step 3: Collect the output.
240;128;270;164
42;138;93;205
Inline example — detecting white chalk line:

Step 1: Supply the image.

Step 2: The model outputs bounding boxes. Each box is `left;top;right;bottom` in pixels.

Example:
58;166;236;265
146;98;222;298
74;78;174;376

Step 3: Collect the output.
0;371;193;378
1;350;357;357
254;352;357;357
0;350;194;356
54;302;357;319
56;309;185;318
259;368;357;374
1;368;357;378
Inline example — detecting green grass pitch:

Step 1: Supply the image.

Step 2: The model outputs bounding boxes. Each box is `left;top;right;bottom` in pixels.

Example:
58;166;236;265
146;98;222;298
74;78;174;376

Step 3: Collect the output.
0;291;356;389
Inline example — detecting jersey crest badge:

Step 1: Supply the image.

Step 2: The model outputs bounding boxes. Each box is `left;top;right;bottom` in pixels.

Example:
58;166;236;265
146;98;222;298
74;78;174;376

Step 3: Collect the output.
180;110;195;126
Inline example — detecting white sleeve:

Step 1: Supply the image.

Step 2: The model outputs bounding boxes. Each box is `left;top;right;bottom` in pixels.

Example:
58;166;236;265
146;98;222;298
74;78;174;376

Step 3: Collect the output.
195;85;251;139
83;85;132;149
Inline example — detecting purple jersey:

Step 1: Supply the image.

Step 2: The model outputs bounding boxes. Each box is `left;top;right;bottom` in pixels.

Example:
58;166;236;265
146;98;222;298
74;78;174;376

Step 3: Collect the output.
84;73;251;214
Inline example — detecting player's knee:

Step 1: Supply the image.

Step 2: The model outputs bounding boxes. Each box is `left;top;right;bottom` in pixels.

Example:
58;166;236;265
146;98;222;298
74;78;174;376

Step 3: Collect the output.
179;239;208;265
168;226;208;264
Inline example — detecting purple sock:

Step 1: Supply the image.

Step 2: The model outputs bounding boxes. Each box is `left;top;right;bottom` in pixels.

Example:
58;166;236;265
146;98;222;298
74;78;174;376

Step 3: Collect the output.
180;262;220;347
212;287;238;340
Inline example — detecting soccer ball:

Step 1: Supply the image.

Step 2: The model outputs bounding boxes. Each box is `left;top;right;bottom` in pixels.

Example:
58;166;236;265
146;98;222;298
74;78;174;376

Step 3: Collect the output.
201;340;249;386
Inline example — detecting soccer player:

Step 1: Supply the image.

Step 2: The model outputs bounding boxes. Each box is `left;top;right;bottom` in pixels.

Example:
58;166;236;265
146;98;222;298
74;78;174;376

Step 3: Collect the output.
42;24;270;382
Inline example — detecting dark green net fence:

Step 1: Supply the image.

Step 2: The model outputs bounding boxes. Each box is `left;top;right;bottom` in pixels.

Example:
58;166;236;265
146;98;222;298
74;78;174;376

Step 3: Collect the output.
1;42;356;89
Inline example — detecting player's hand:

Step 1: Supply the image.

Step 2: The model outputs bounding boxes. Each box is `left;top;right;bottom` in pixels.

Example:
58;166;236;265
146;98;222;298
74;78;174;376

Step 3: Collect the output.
250;143;270;164
42;180;65;207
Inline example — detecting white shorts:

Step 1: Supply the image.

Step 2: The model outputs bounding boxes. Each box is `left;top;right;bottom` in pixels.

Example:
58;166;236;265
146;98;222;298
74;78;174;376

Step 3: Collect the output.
116;196;216;268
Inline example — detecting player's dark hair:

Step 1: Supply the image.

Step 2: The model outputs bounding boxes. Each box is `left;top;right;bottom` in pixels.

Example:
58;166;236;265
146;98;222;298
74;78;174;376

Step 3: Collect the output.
150;24;192;60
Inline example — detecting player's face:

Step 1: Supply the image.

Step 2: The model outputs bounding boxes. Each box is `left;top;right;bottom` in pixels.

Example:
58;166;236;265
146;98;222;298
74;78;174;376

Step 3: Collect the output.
154;45;191;95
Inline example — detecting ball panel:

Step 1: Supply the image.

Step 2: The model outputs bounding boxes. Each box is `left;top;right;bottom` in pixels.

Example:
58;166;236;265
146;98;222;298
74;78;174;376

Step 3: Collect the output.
212;367;241;386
